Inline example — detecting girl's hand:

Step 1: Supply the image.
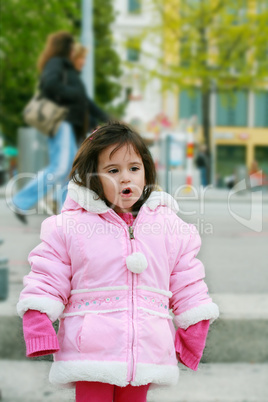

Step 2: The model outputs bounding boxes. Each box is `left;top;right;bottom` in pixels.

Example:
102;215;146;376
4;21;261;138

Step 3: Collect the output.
175;320;210;371
23;310;60;357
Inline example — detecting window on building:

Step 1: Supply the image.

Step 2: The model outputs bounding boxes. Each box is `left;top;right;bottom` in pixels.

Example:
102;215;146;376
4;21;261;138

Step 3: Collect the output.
216;90;248;126
254;146;268;176
128;0;141;14
216;145;246;182
179;88;202;123
127;47;140;62
126;37;140;62
254;91;268;127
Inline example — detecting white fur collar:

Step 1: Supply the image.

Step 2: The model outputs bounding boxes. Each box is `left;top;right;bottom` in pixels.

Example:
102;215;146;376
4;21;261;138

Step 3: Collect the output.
67;180;179;214
68;180;110;214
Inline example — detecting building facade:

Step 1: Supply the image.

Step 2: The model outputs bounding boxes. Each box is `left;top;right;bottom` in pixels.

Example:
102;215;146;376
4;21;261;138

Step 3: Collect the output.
179;88;268;182
112;0;164;126
112;1;268;183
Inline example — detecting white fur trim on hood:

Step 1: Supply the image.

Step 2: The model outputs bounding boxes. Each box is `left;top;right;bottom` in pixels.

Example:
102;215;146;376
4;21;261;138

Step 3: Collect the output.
174;302;219;330
68;180;110;214
17;297;65;322
146;191;179;213
126;252;148;274
67;180;179;215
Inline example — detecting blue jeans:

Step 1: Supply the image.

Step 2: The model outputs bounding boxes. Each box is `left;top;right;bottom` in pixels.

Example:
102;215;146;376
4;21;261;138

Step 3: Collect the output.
12;122;77;213
199;167;208;187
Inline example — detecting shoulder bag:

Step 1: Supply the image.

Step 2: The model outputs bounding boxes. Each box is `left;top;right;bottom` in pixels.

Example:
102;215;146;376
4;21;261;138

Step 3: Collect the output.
23;71;68;137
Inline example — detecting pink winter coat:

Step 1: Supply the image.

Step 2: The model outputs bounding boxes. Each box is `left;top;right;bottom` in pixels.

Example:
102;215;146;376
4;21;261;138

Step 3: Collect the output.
17;181;219;389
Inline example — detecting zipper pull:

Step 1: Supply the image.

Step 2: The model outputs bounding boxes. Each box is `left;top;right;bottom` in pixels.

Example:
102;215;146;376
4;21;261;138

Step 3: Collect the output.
129;226;135;239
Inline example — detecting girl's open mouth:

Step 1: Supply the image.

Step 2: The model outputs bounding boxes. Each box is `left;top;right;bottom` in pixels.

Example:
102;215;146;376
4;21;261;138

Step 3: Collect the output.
121;187;133;198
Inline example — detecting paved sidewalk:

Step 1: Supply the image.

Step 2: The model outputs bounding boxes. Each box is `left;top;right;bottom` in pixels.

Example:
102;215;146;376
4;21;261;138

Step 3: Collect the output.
0;361;267;402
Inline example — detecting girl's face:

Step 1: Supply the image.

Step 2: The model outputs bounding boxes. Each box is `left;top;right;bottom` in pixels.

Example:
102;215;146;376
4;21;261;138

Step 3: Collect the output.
98;143;146;214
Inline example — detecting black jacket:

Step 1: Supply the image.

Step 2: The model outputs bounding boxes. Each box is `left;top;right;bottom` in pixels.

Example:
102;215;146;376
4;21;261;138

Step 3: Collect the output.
40;57;109;142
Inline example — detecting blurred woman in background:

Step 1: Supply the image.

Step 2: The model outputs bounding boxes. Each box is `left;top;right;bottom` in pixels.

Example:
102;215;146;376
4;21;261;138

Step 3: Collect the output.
11;32;108;223
70;43;109;135
71;43;87;72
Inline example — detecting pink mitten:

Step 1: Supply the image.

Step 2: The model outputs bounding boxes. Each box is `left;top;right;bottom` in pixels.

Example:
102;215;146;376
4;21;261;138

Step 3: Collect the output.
175;320;210;371
23;309;60;357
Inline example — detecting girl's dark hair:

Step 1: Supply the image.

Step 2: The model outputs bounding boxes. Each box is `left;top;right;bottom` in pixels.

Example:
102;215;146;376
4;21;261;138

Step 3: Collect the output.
37;31;74;72
70;122;157;213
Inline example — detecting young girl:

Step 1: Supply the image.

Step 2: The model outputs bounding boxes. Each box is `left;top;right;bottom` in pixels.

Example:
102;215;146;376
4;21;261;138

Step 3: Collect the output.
17;122;219;402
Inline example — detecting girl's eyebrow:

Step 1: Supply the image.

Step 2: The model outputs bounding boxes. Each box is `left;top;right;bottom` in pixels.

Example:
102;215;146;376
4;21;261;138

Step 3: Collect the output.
102;164;118;170
128;161;143;166
102;161;143;170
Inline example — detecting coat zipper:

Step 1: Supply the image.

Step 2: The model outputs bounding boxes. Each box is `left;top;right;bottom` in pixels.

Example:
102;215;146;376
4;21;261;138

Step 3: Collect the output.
129;226;135;240
128;225;135;382
107;211;139;382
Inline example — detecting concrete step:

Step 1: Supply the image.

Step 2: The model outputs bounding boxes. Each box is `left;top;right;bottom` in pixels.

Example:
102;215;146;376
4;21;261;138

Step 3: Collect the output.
0;293;268;363
203;293;268;363
0;361;267;402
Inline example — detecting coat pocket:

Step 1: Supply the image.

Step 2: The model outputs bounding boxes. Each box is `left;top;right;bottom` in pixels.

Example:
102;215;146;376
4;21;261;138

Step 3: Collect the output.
77;311;128;360
137;309;176;365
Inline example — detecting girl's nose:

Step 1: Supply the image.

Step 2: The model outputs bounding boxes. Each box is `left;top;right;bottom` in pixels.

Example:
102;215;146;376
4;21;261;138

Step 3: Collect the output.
120;174;130;184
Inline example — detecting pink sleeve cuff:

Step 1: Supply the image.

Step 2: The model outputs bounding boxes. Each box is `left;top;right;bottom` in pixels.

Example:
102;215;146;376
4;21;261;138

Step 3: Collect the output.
175;320;210;371
26;335;60;357
176;345;201;371
23;309;60;357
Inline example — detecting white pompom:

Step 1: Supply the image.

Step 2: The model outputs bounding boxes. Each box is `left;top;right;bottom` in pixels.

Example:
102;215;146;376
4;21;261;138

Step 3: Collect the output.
126;252;148;274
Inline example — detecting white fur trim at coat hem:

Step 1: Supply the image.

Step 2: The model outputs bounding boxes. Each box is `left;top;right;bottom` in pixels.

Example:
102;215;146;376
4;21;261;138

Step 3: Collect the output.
49;360;128;387
49;360;179;388
174;302;219;330
131;363;179;386
17;297;64;322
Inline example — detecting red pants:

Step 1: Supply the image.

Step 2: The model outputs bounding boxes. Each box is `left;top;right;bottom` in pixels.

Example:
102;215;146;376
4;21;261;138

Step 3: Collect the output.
76;381;150;402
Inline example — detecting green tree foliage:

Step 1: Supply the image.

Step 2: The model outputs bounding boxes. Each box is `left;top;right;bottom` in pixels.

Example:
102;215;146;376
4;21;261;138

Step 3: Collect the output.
0;0;125;144
0;0;80;144
133;0;268;181
93;0;126;118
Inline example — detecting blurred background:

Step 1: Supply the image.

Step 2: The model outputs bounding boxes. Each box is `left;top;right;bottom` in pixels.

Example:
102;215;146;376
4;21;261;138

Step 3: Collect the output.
0;0;268;401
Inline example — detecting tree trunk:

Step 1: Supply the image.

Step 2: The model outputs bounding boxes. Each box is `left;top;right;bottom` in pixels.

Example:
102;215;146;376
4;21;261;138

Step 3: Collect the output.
201;89;211;184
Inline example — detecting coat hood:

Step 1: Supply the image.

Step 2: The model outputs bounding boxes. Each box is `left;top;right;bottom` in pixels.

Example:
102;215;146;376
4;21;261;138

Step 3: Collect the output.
63;180;179;215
